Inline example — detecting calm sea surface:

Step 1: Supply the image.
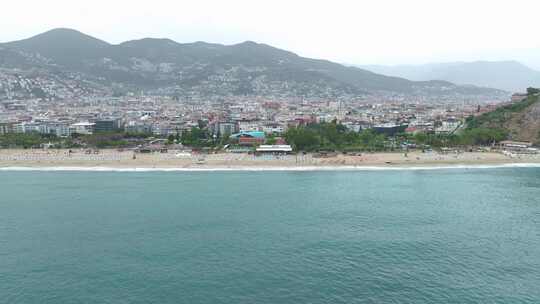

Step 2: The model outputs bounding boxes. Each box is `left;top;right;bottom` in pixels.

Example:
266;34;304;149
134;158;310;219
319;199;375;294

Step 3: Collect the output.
1;168;540;303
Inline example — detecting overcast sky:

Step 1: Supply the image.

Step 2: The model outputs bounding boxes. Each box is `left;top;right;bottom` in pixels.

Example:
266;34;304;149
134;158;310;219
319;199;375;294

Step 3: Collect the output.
2;0;540;67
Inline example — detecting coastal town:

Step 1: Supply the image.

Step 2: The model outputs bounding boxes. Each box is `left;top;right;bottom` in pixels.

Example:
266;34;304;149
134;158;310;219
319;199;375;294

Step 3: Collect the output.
0;86;539;168
0;49;523;132
0;67;512;143
0;91;514;145
1;26;539;168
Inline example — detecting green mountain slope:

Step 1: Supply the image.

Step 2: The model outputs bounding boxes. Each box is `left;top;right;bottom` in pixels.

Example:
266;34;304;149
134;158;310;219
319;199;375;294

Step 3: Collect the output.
467;88;540;143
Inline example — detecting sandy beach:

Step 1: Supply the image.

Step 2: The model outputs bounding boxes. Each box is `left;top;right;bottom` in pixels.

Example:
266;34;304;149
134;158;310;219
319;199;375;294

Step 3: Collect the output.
0;149;539;170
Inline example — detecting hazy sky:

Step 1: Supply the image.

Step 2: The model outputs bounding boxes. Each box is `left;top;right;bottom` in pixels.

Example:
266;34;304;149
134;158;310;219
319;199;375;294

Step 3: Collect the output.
2;0;540;67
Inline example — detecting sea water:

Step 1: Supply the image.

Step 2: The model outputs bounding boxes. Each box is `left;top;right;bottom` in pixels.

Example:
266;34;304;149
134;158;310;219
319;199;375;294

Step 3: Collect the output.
1;168;540;303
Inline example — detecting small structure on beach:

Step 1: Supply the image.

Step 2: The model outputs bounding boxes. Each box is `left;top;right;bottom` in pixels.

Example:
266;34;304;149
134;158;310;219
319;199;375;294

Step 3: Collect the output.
498;141;536;154
256;145;293;154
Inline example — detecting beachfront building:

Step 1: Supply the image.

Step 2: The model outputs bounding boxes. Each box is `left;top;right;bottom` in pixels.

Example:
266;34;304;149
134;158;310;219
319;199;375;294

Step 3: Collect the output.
94;119;122;133
124;121;153;134
218;122;237;137
14;122;43;134
372;123;408;136
230;131;266;146
70;122;95;135
0;122;14;135
48;122;70;137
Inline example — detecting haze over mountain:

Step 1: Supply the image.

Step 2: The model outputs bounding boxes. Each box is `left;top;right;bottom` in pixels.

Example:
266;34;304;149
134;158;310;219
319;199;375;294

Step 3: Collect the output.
360;61;540;93
0;28;506;100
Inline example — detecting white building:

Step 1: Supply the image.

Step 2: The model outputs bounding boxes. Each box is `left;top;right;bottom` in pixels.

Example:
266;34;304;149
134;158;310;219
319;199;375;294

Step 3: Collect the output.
70;122;95;135
48;123;70;137
256;145;293;153
14;122;42;134
238;120;261;132
261;123;286;135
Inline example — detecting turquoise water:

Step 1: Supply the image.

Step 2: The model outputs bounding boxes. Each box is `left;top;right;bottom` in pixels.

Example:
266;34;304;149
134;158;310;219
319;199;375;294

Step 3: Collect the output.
1;168;540;303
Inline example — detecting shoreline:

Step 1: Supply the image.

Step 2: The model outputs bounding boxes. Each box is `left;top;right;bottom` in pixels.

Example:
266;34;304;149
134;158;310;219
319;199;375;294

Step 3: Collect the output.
1;163;540;172
0;149;539;171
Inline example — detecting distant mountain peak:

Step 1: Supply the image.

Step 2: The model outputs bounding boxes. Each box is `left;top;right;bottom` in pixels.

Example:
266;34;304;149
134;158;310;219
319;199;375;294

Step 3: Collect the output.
11;28;111;47
2;28;111;67
236;40;260;46
40;27;88;35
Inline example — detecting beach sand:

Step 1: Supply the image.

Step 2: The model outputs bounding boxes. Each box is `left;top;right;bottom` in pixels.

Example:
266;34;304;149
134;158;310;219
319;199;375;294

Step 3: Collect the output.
0;149;538;170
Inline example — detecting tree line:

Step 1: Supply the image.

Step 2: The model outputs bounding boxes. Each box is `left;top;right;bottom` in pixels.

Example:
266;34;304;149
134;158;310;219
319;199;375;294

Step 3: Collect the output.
284;121;509;152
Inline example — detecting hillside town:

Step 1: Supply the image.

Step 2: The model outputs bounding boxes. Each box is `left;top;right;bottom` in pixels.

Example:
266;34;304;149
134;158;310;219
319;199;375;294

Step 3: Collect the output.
0;92;512;146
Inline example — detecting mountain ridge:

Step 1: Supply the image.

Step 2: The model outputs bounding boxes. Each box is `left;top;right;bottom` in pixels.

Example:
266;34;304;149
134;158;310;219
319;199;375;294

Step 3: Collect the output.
360;61;540;92
0;28;507;99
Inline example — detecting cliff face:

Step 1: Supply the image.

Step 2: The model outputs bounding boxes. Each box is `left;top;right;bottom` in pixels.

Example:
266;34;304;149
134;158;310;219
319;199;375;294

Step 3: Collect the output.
508;99;540;143
468;91;540;144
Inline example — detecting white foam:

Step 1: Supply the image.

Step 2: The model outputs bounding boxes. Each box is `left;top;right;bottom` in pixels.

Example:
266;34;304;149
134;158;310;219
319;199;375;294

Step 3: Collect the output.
1;163;540;172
